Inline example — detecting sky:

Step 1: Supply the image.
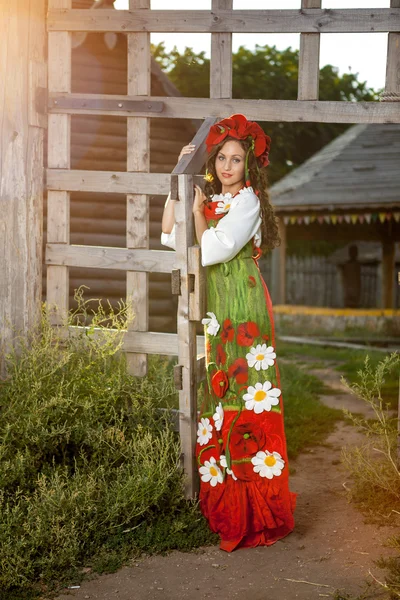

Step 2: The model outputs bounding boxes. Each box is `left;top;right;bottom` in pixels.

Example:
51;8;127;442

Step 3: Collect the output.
113;0;389;91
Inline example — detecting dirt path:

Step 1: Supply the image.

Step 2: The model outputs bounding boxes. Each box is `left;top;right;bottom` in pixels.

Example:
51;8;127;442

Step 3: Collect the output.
57;361;396;600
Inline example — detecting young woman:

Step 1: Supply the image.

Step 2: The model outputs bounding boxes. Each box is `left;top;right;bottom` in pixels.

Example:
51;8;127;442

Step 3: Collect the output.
161;114;296;552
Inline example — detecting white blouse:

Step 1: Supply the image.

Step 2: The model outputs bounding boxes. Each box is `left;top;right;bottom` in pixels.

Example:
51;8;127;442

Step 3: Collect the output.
160;186;262;267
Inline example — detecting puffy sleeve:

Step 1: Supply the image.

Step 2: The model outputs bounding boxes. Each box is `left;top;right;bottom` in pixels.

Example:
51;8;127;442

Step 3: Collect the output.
161;226;176;250
201;189;261;267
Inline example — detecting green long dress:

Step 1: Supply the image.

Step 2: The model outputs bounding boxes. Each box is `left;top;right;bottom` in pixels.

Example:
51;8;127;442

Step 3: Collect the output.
196;191;296;552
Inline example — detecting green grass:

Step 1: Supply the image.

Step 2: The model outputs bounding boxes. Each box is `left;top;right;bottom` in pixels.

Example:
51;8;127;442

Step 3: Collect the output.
278;360;342;459
277;340;399;409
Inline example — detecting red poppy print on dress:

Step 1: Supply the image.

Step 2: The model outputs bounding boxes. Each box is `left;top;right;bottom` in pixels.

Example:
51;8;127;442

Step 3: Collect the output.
221;319;235;344
228;358;248;384
211;369;229;398
216;343;227;366
237;321;260;347
248;276;256;288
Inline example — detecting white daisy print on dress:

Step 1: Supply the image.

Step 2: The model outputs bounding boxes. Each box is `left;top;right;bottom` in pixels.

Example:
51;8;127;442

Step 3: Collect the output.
197;417;213;446
246;344;276;371
213;402;224;431
243;381;281;414
215;194;233;214
201;312;220;336
251;450;285;479
199;457;224;486
220;454;238;480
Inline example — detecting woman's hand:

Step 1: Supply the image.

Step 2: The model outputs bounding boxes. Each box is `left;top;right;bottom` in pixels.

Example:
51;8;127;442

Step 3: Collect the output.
178;144;195;162
193;184;206;215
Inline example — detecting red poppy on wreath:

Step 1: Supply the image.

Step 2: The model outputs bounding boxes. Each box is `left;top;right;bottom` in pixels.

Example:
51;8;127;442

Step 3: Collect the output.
211;369;229;398
221;318;235;344
237;321;260;347
228;358;248;384
216;343;227;366
205;114;271;167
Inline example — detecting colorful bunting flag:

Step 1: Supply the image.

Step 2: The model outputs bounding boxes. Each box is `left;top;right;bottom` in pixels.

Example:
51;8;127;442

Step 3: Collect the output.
281;211;396;225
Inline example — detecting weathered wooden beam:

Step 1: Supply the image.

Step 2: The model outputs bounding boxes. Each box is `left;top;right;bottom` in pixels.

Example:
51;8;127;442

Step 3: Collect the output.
47;0;71;331
298;0;321;101
126;0;151;378
0;0;47;370
47;8;400;34
45;244;178;274
176;174;199;498
48;94;400;124
384;0;400;102
211;0;232;99
382;237;396;308
124;331;179;355
172;116;219;176
46;169;170;194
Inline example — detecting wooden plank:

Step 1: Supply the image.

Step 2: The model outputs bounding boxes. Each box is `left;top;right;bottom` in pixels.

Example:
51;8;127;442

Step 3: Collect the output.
384;0;400;100
48;94;400;124
46;169;170;194
47;0;71;330
124;331;179;355
188;245;206;322
45;244;178;273
298;0;321;101
172;117;219;177
211;0;232;99
176;174;198;498
47;8;400;34
382;238;395;308
0;0;46;373
126;0;151;377
69;327;205;383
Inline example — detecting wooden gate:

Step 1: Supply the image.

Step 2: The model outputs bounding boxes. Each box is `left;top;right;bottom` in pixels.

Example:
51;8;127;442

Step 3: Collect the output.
46;0;400;496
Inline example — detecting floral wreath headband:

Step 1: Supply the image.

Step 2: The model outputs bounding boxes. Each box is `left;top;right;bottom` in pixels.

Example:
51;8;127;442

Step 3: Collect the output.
204;113;271;184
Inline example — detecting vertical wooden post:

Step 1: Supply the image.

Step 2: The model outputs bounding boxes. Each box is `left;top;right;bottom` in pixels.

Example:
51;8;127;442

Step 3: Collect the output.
382;238;395;308
176;174;198;498
298;0;321;101
385;0;400;100
126;0;151;376
0;0;46;371
211;0;232;99
47;0;71;332
271;218;287;305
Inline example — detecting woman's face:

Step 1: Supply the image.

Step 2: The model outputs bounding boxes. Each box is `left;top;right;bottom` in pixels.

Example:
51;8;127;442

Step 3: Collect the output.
215;139;246;191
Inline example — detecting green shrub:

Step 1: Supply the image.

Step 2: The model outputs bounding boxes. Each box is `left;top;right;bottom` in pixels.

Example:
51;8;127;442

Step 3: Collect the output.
341;352;400;598
0;299;215;597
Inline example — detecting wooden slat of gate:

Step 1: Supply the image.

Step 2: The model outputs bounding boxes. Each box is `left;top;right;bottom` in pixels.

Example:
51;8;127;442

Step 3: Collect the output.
47;8;400;34
211;0;232;99
298;0;321;101
47;94;400;123
47;0;71;330
176;174;198;498
126;0;151;377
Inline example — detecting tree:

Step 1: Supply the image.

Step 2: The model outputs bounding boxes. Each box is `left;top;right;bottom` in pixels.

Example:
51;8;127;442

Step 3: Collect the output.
152;43;378;184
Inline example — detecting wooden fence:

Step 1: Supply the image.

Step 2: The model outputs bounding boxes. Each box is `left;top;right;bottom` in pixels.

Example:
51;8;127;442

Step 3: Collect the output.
46;0;400;496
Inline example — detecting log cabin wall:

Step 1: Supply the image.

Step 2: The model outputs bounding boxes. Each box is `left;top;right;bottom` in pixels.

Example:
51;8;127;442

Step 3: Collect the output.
43;20;196;333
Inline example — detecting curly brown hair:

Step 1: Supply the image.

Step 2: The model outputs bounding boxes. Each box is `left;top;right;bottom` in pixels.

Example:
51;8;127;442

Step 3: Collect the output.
203;138;281;252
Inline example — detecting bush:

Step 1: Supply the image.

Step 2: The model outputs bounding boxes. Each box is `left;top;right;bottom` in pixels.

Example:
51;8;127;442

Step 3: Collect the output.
341;352;400;598
0;298;215;597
